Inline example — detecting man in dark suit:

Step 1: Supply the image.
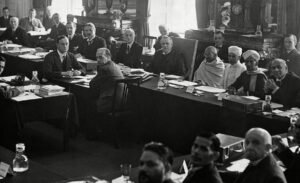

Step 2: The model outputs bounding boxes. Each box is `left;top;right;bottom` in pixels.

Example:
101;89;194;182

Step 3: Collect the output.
234;128;286;183
273;117;300;183
43;35;85;80
280;34;300;77
47;13;67;40
116;28;142;68
151;36;186;76
87;48;124;139
265;58;300;108
66;22;82;54
139;142;175;183
0;7;12;28
77;22;106;60
0;17;31;47
213;31;228;63
183;132;223;183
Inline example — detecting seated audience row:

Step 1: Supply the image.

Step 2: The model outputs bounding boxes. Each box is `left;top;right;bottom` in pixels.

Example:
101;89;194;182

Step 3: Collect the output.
137;124;298;183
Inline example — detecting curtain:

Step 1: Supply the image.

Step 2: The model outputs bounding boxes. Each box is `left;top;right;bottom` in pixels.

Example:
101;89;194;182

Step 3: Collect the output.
136;0;151;44
195;0;209;28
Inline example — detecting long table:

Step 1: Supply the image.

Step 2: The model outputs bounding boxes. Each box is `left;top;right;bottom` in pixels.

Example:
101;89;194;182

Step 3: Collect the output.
0;145;67;183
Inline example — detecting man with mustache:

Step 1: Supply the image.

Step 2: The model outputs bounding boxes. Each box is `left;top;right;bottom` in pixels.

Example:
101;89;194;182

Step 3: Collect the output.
183;132;223;183
273;116;300;183
234;128;286;183
139;142;174;183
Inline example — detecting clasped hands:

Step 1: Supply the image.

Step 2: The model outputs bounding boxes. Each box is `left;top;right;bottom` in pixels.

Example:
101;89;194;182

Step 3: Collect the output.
264;79;278;92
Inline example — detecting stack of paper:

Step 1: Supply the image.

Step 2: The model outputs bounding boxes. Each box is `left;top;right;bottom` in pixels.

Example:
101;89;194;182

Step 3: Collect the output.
168;80;197;87
18;54;42;59
39;85;65;96
195;86;226;93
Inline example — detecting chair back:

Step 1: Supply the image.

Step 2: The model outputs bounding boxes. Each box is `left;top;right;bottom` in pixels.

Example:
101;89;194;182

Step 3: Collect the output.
111;77;141;115
172;37;198;81
143;35;157;49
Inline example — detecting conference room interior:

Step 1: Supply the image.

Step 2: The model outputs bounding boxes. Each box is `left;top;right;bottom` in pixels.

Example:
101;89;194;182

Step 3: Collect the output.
1;0;300;183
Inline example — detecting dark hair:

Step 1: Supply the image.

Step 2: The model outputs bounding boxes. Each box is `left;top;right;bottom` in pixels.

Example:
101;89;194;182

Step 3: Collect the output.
196;132;221;152
3;7;9;11
143;142;173;171
0;56;6;62
66;22;77;29
283;34;297;45
29;8;36;12
56;35;68;43
215;31;225;37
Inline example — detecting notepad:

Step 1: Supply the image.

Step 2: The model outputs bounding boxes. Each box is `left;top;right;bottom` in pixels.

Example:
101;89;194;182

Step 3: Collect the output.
195;86;226;93
168;80;197;87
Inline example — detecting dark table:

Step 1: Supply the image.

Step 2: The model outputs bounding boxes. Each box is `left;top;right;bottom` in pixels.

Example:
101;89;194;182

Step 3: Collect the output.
0;145;67;183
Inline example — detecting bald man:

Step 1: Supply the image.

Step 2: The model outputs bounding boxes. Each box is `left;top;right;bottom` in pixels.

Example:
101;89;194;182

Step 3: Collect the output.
151;35;186;76
193;46;225;87
229;50;267;99
234;128;286;183
265;58;300;108
273;116;300;183
116;28;143;68
0;17;31;46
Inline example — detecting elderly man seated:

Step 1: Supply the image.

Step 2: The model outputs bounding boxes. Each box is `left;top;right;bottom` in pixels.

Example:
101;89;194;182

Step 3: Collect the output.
151;35;186;76
116;28;143;68
264;58;300;108
273;116;300;183
280;34;300;77
183;132;223;183
221;46;246;89
0;17;31;47
229;50;267;99
139;142;175;183
193;46;225;87
153;25;180;51
234;128;286;183
19;8;45;32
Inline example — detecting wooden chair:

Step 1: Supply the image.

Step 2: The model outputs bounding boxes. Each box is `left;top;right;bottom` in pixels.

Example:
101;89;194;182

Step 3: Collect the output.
108;77;141;148
143;35;157;49
172;37;199;81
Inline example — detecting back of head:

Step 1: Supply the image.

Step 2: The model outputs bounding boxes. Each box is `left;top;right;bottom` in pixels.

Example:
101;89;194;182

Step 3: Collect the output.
197;132;221;152
143;142;173;171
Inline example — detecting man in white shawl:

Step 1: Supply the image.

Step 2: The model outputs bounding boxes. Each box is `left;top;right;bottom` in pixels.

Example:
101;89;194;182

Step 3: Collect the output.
221;46;246;89
193;46;225;87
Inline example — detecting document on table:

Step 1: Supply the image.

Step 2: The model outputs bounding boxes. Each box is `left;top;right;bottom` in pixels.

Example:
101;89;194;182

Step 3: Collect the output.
0;75;30;82
226;158;250;172
18;54;42;59
168;80;197;87
11;92;41;101
195;86;226;93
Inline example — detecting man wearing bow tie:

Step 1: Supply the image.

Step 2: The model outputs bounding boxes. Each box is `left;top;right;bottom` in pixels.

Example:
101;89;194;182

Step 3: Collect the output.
116;28;142;68
234;128;286;183
264;58;300;108
76;22;106;60
43;35;85;80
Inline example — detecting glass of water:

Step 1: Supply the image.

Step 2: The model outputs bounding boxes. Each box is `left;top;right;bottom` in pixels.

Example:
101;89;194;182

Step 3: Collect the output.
120;164;131;182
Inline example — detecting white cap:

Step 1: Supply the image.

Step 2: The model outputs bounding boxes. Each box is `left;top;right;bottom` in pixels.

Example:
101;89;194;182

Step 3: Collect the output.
243;50;260;61
228;46;242;56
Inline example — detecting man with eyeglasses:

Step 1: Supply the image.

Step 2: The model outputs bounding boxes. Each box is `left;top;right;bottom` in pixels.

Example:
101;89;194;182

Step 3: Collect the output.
183;132;223;183
264;58;300;108
229;50;267;99
139;142;175;183
273;117;300;183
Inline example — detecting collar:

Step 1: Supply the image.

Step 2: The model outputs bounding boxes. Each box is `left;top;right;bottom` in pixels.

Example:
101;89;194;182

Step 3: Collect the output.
275;73;287;82
4;16;9;19
127;41;134;48
57;50;67;59
68;34;74;39
249;154;268;166
162;49;172;55
87;35;96;42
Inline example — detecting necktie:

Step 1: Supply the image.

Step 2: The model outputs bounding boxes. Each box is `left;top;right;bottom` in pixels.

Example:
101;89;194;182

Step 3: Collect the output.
126;45;130;54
